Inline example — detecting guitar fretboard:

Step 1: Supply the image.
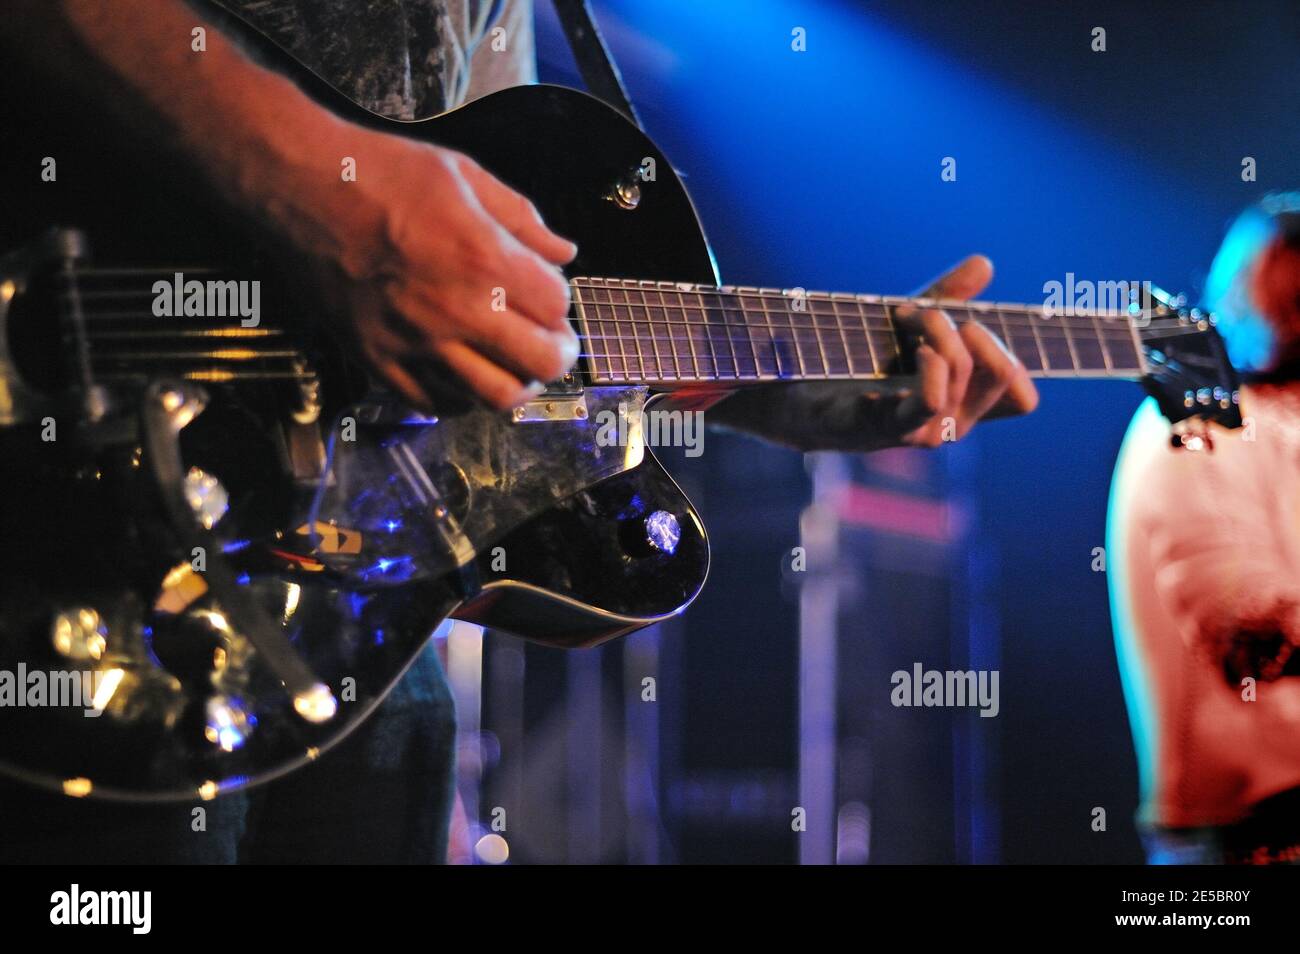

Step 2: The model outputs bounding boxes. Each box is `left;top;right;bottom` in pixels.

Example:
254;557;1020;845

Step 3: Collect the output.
571;277;1147;385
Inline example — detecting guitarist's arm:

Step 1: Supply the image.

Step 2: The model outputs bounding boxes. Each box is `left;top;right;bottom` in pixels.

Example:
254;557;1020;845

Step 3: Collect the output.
8;0;580;411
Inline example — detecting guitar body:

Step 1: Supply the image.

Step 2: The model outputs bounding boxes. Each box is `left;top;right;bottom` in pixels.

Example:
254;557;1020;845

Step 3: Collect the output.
412;85;717;647
0;46;714;799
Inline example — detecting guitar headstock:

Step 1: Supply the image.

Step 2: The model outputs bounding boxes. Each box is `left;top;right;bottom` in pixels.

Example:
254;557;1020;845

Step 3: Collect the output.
1136;285;1242;429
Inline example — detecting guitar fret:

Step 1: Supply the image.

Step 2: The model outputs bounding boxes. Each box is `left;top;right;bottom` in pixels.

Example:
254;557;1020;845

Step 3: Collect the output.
570;282;597;380
589;283;626;381
702;289;739;379
854;298;880;377
1034;310;1076;376
880;302;914;374
1026;306;1053;373
810;295;850;377
618;285;650;380
1101;311;1145;372
671;286;702;381
992;305;1013;369
589;283;608;381
786;293;806;377
829;296;860;378
639;285;670;382
1091;312;1115;372
613;280;629;382
630;285;656;380
995;304;1043;372
964;302;1000;362
1068;313;1109;372
659;285;683;380
693;288;722;379
587;282;616;382
734;289;765;379
787;293;824;378
718;291;749;380
714;291;740;379
670;286;696;380
861;299;899;373
645;283;664;379
612;283;632;380
754;291;784;378
810;300;832;376
1059;312;1083;373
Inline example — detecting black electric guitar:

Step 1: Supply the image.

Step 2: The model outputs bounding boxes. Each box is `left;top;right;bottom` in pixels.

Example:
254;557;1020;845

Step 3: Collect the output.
0;34;1239;800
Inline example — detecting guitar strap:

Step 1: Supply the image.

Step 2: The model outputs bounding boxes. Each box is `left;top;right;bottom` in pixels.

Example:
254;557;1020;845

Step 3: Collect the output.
549;0;643;129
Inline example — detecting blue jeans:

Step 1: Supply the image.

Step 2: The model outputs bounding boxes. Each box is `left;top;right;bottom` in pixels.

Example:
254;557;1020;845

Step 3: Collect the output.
0;644;457;864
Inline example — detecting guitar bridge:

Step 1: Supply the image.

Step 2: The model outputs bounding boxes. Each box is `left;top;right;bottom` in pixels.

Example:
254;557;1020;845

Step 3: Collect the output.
511;371;587;423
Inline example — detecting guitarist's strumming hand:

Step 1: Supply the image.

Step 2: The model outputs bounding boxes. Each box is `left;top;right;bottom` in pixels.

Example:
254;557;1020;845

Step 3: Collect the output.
712;255;1039;451
315;137;582;412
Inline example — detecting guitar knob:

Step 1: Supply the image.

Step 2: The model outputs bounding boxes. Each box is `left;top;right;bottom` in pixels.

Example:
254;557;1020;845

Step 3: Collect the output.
644;510;681;555
607;174;642;210
205;694;253;752
182;466;228;529
51;607;108;661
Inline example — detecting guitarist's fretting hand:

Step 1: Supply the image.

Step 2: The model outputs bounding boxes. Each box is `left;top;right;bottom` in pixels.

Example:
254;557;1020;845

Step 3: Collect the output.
15;0;580;412
711;255;1039;451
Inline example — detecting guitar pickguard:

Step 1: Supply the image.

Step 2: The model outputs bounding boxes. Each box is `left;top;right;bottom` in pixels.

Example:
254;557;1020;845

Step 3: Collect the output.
283;387;651;587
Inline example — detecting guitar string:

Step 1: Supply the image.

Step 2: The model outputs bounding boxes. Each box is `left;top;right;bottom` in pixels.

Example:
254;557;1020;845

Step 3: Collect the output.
58;313;1187;361
55;273;1199;378
65;312;1185;374
59;278;1189;329
48;288;1211;387
65;265;1189;319
64;317;1182;353
57;272;1194;332
61;274;1190;330
61;298;1193;338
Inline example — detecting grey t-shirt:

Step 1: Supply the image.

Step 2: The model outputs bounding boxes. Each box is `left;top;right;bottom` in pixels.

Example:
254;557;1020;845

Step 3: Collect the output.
213;0;534;119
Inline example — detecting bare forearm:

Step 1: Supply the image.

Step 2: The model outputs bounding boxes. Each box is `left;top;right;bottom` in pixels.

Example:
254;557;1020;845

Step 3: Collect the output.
711;385;882;452
9;1;365;263
6;0;580;411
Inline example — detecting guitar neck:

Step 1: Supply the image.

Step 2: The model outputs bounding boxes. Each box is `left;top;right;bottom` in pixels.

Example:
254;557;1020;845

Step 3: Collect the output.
571;276;1149;386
